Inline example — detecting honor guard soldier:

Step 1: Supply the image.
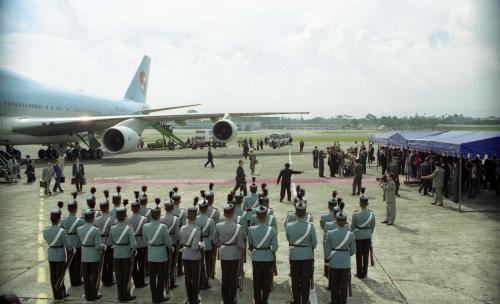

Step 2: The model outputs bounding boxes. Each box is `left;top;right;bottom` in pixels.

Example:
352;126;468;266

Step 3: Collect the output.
44;209;73;300
248;206;278;304
139;195;152;222
284;199;314;227
95;199;117;286
172;193;186;276
129;200;148;288
351;196;375;279
250;197;277;229
285;201;317;304
196;200;215;290
77;210;104;301
205;191;219;279
243;183;259;210
81;196;102;218
110;194;121;219
108;207;137;301
320;191;338;231
161;201;181;290
233;193;245;218
143;207;173;303
214;204;244;304
324;211;356;304
60;198;84;286
180;207;202;304
324;201;347;233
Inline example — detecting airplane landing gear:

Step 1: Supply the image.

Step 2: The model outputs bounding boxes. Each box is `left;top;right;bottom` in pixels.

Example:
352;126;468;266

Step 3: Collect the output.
38;145;59;160
6;145;21;160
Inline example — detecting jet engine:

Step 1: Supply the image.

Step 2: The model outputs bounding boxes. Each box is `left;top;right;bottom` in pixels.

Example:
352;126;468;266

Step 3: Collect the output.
102;126;140;153
212;119;237;143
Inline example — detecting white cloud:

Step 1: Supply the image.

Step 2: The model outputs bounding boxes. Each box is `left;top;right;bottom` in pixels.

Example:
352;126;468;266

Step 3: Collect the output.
0;0;498;117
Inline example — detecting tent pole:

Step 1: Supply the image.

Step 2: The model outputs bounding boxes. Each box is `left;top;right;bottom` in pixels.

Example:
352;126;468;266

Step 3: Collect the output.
459;155;462;212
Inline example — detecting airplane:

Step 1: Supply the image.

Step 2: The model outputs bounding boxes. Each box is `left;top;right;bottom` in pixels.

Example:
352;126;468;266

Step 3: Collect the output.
0;55;308;160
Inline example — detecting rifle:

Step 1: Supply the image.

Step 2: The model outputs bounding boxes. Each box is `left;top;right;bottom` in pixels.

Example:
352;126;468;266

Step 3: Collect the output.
55;249;76;290
199;240;208;288
370;245;375;266
348;269;353;297
95;245;106;290
127;251;136;292
238;250;244;292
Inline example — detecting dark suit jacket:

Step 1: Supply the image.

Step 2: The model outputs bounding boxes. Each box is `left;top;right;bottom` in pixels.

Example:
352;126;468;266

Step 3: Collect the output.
277;168;301;185
72;163;85;178
235;166;245;183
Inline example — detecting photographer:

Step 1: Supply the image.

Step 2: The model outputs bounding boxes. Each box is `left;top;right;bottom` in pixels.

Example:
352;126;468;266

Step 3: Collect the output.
380;173;396;225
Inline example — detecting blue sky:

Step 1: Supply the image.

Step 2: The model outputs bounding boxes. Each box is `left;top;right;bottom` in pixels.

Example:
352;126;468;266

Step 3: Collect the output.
0;0;499;117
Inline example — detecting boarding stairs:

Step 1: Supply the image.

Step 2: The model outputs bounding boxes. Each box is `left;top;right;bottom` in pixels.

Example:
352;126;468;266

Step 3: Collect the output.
0;152;11;181
152;122;187;148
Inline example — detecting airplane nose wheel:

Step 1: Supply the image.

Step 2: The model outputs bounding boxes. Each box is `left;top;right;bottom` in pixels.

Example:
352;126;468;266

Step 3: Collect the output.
38;149;46;159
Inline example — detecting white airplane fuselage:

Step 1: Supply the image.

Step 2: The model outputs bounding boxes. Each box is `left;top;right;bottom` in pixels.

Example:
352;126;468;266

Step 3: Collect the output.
0;69;149;145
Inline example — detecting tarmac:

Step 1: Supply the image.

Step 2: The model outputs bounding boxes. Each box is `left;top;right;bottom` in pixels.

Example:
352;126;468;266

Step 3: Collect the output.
0;141;499;304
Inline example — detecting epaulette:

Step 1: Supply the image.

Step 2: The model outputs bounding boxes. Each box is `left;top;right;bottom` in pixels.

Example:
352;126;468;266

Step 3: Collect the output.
250;225;258;230
353;209;359;212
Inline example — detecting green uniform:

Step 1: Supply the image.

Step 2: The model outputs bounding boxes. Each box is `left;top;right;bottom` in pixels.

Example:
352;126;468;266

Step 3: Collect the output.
143;220;172;262
77;223;102;262
320;211;335;231
285;217;317;260
351;208;375;278
195;213;215;251
108;223;137;258
243;193;258;210
173;206;186;227
284;211;313;227
60;213;84;286
44;225;73;261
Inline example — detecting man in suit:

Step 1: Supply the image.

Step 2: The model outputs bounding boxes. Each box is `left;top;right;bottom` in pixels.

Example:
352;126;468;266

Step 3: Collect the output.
319;151;326;177
381;174;397;225
388;158;400;196
418;158;432;195
42;162;53;195
277;163;303;203
422;162;445;206
352;159;364;196
233;160;247;195
72;158;85;193
312;146;319;168
52;163;63;193
204;147;215;168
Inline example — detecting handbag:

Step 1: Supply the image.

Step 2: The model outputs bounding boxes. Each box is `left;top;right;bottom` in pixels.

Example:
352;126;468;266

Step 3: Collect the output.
60;176;66;183
39;181;47;188
71;178;76;185
82;178;87;185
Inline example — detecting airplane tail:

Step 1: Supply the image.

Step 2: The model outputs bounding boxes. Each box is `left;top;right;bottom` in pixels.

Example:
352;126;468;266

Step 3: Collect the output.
124;55;151;103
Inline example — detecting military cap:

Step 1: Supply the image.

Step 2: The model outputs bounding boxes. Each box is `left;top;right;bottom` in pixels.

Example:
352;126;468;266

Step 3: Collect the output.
328;198;338;206
68;200;77;207
86;197;95;203
99;199;109;208
172;194;181;201
112;195;121;204
50;209;62;216
131;201;141;208
255;206;268;215
83;209;95;218
259;196;269;204
150;208;161;217
198;200;209;208
294;201;307;210
139;196;147;203
360;196;369;204
172;186;179;193
116;207;127;217
234;193;244;203
249;184;258;191
223;204;235;212
187;207;198;217
336;211;348;220
204;192;214;198
164;201;174;208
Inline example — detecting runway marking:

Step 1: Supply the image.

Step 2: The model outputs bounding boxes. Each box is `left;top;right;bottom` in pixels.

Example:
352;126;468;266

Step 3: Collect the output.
36;293;48;304
37;267;46;283
38;246;45;261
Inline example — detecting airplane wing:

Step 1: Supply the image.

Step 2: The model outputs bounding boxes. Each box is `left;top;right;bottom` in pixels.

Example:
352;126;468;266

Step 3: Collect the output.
11;111;308;136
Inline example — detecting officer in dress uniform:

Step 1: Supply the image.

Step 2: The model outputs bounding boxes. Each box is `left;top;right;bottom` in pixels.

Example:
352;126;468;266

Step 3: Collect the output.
94;199;117;286
60;198;84;286
248;206;278;304
44;209;73;300
351;196;375;279
320;191;338;231
323;201;347;234
205;191;219;279
108;207;137;301
284;200;314;227
196;200;215;290
214;204;244;304
143;207;172;303
233;193;245;218
81;196;102;218
161;201;180;290
243;183;259;210
129;201;148;288
285;201;317;304
139;195;152;222
250;197;277;229
110;193;122;219
77;210;104;301
180;207;202;304
324;211;356;304
172;193;187;276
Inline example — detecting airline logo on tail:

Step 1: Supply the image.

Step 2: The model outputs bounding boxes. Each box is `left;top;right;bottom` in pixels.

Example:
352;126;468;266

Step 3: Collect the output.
139;71;147;92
